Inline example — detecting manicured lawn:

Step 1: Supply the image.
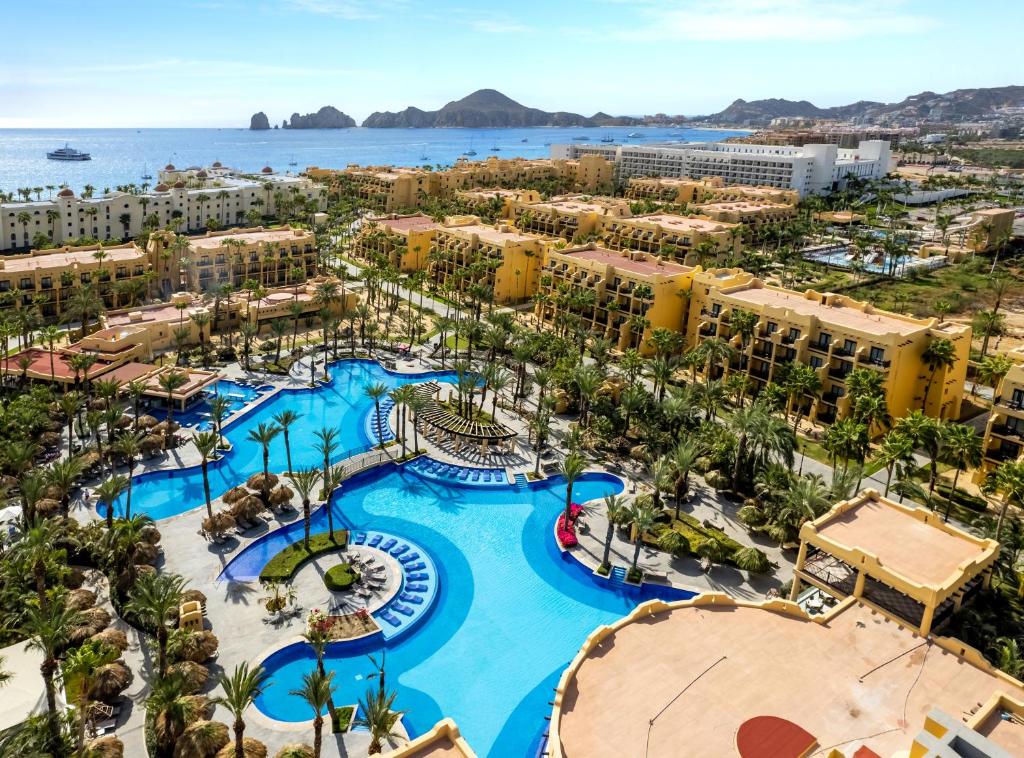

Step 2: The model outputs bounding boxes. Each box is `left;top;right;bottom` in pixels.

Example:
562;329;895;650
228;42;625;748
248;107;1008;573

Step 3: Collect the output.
259;530;349;582
324;562;359;591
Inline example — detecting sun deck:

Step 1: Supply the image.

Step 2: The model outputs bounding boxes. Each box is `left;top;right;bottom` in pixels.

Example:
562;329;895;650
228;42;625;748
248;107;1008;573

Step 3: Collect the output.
187;228;306;249
559;246;693;277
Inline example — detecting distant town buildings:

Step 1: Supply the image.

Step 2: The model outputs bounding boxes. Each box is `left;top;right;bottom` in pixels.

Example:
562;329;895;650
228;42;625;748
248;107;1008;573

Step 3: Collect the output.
552;140;893;197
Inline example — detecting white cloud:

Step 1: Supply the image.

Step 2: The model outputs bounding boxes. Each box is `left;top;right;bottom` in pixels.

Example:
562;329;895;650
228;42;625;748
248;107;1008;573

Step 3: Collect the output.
610;0;937;41
279;0;405;20
469;18;534;34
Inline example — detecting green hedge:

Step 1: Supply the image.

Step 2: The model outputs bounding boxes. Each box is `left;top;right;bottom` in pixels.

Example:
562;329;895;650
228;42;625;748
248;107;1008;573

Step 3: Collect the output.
259;530;349;582
324;563;359;591
332;705;355;733
645;513;746;567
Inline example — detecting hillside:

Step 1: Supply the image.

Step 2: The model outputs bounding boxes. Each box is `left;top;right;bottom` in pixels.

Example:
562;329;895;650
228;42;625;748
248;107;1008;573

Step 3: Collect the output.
362;89;641;128
703;85;1024;125
249;106;356;129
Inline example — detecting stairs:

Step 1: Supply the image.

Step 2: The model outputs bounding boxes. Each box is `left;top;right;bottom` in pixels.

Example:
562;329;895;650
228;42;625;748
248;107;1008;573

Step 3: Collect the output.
609;566;627;585
513;473;528;489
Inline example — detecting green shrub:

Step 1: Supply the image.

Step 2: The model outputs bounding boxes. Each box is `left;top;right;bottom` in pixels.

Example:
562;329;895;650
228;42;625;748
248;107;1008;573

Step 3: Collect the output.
596;563;610;576
626;567;643;584
332;705;355;733
324;563;359;591
259;530;349;582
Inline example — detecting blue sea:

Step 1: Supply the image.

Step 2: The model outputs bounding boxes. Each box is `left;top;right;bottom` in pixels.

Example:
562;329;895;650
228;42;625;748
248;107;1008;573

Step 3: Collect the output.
0;126;750;195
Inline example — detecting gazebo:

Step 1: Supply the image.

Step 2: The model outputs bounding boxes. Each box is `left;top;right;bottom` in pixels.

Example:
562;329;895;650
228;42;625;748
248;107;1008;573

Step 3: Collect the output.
413;383;516;455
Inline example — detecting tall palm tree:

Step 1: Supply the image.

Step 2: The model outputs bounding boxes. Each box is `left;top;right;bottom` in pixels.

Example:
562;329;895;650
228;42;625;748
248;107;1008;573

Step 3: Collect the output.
672;440;701;520
600;494;629;568
940;424;982;521
95;474;128;530
559;452;587;527
146;672;205;758
157;370;189;449
873;431;915;497
290;670;335;758
247;422;282;502
364;382;389;449
209;394;232;448
64;639;109;757
288;468;322;549
58;391;83;457
921;337;958;414
127;571;187;678
626;500;658;572
113;431;144;519
192;431;220;520
272;409;300;474
21;599;83;753
213;663;270;758
357;687;405;755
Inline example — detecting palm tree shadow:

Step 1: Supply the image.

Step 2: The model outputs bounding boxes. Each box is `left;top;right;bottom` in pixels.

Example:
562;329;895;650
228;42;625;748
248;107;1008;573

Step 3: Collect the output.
223;580;257;606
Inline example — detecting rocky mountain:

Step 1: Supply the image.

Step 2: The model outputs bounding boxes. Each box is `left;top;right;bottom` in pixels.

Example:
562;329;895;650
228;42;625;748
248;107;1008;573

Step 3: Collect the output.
703;85;1024;125
362;89;641;128
283;106;356;129
249;111;270;130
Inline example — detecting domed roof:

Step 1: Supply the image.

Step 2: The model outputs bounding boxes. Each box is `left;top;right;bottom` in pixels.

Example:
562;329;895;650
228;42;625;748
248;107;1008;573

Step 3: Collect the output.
57;188;75;198
196;170;208;178
211;161;222;168
172;181;186;189
154;183;170;192
164;163;176;171
261;166;273;174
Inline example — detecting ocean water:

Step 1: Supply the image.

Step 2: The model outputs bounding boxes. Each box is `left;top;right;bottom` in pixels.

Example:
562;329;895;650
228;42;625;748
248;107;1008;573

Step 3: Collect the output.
0;126;750;195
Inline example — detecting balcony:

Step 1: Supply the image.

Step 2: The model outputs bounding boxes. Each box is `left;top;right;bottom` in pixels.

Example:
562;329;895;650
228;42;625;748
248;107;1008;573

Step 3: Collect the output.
861;357;892;369
990;424;1024;441
996;399;1024;412
828;368;851;381
831;346;855;358
808;341;831;354
781;334;796;345
985;445;1021;463
699;324;717;337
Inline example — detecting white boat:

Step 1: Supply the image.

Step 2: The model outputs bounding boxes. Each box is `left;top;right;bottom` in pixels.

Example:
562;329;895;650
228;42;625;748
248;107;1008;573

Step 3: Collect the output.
627;132;641;138
47;144;91;161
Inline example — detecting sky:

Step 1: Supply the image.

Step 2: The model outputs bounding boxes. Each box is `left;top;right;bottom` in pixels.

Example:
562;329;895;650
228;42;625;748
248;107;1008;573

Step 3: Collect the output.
2;0;1023;127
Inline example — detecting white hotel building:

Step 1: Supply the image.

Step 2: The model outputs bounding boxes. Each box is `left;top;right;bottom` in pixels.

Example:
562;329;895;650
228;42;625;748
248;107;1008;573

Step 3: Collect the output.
551;140;893;197
1;164;326;253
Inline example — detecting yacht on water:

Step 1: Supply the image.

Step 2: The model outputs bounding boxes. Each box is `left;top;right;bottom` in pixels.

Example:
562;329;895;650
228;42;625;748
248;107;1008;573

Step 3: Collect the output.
47;144;91;161
626;132;642;138
288;155;298;166
490;145;501;152
600;135;615;143
141;164;153;180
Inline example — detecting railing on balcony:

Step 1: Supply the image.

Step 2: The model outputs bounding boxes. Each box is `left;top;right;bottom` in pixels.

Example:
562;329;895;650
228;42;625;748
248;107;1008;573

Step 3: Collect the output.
990;424;1024;440
828;368;851;381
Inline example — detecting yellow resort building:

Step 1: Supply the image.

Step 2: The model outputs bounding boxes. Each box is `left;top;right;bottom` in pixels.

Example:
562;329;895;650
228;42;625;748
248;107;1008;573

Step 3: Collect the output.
352;214;442;271
428;219;548;305
453;188;540;218
979;362;1024;477
0;240;170;319
602;212;740;266
546;492;1022;758
510;195;631;241
624;176;725;204
149;226;317;294
536;244;701;354
690;198;798;226
688;274;971;425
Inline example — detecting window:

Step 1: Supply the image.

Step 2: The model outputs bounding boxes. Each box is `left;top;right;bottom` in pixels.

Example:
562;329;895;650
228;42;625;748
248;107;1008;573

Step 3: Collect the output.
843;339;856;355
787;327;800;341
1012;389;1024;409
0;281;9;292
41;277;52;289
81;273;91;284
710;303;721;317
869;346;885;364
19;278;32;289
817;332;832;349
766;321;778;334
810;356;823;369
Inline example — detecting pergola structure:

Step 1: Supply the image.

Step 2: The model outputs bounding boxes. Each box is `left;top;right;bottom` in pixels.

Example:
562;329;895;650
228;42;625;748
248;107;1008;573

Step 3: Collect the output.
141;366;221;411
413;383;516;455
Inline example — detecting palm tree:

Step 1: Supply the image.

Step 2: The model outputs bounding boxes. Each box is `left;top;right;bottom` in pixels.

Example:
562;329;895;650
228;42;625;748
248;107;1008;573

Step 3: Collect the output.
894;411;944;501
559;452;587;527
873;431;915;497
247;422;282;502
157;370;189;448
288;468;322;550
59;391;83;456
113;431;143;518
921;337;958;414
784;362;821;433
209;394;232;448
127;571;187;678
290;670;335;758
63;640;108;757
45;455;85;514
357;687;405;755
273;409;300;474
146;672;206;758
625;500;658;572
13;517;62;608
600;494;629;568
672;440;701;519
573;365;604;427
973;310;1006;361
213;663;270;758
95;474;128;530
940;424;982;521
21;599;83;753
192;431;220;520
38;324;61;384
364;382;389;449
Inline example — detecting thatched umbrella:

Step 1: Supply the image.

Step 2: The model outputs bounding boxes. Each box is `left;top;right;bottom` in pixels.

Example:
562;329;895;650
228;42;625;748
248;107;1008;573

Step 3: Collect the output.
215;738;267;758
39;431;63;449
67;588;97;611
89;628;129;653
184;694;214;721
89;660;134;702
135;541;161;565
176;630;219;664
230;495;265;521
274;745;314;758
69;607;111;644
153;420;180;436
137;414;160;430
246;472;278;493
65;566;86;589
140;524;162;545
35;498;61;518
268;485;294;507
78;450;101;470
202;512;235;538
0;474;17;489
222;486;248;505
175;720;230;758
183;589;207;605
140;435;164;457
115;414;134;429
168;661;209;695
87;735;124;758
89;398;109;411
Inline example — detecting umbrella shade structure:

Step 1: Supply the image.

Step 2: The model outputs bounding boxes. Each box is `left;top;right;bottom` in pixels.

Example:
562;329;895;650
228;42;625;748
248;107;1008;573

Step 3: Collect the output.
202;512;236;536
268;485;294;506
86;735;124;758
67;588;97;611
222;486;249;505
274;745;314;758
35;498;61;518
230;495;265;520
246;472;278;493
136;415;159;429
174;630;219;663
215;737;268;758
168;661;209;695
176;720;230;758
70;607;112;645
88;660;134;702
89;628;129;653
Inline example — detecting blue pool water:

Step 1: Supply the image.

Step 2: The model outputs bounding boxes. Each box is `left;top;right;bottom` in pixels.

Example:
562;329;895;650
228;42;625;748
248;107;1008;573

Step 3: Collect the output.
158;379;267;432
106;360;457;520
240;465;696;756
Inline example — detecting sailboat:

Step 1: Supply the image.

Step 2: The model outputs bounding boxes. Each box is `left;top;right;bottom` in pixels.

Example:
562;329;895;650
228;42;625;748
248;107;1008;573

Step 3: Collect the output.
463;137;477;157
288;155;298;166
141;164;153;180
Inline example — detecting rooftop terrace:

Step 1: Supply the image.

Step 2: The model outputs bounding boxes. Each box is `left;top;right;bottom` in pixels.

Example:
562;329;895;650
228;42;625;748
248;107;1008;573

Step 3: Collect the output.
633;213;734;232
374;215;441;233
187;228;308;250
0;244;145;273
558;246;693;277
440;223;539;244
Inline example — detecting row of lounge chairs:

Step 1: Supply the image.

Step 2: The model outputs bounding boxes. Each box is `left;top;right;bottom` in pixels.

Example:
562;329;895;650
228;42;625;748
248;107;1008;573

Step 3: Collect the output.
412;458;505;484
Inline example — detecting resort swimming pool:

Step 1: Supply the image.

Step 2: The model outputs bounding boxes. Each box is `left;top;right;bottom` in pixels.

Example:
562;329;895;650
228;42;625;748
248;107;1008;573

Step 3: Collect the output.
106;360;458;520
235;466;696;757
159;379;269;432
